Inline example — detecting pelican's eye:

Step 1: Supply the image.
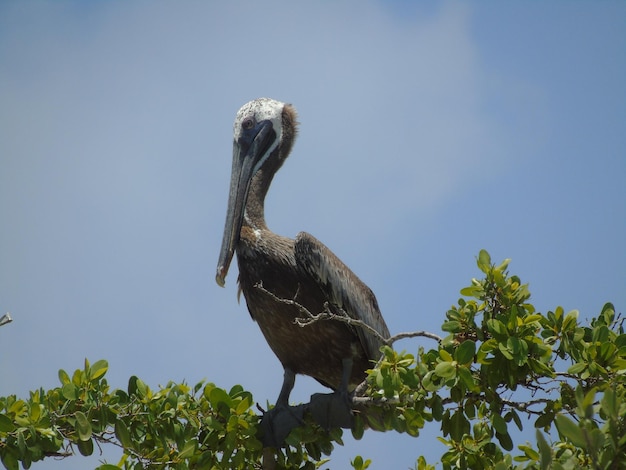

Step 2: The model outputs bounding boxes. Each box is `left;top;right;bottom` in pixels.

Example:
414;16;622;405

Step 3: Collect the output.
242;117;255;130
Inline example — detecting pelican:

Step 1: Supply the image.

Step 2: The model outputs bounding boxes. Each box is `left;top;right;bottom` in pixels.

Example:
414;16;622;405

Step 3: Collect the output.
216;98;390;445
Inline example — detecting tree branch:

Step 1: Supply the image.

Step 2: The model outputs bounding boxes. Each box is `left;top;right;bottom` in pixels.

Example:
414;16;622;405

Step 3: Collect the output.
387;330;443;344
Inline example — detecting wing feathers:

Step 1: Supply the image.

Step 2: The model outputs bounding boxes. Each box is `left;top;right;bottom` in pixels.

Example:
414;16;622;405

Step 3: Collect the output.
294;232;390;361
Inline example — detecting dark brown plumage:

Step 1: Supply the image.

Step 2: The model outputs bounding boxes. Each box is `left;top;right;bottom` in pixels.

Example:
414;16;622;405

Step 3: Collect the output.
216;97;390;411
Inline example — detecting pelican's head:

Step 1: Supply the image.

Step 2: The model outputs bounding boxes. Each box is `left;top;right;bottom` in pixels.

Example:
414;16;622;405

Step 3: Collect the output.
216;98;298;286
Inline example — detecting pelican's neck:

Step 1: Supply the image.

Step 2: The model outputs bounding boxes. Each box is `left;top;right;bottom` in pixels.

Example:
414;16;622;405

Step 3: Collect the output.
243;167;273;231
242;111;294;232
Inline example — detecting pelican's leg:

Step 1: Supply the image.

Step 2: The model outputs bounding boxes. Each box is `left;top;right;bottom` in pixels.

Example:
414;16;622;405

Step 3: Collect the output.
309;358;354;429
259;368;305;448
339;357;353;395
276;368;295;406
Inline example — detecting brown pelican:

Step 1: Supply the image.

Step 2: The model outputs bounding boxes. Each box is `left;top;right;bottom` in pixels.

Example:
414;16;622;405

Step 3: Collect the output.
216;98;390;445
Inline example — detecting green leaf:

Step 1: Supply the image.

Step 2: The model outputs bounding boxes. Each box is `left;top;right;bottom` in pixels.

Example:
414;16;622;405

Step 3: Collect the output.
449;410;469;441
457;366;478;392
455;340;476;364
567;362;587;375
128;375;140;396
535;429;552;470
128;376;146;397
114;420;132;449
17;431;25;455
450;385;462;402
562;310;579;331
351;414;365;440
477;250;492;273
29;403;42;423
460;286;482;297
555;414;586;448
495;258;511;272
441;320;462;333
506;336;521;355
528;358;554;376
497;341;514;360
507;409;522;431
487;319;507;337
496;430;513;451
178;439;198;459
61;383;77;400
209;387;232;408
600;302;615;322
89;359;108;381
492;413;507;434
96;465;123;470
0;413;16;432
431;395;443;421
534;412;554;429
523;314;543;325
77;437;94;456
577;387;596;420
351;455;371;470
600;388;617;419
520;444;540;461
1;452;19;470
434;361;456;379
75;411;92;441
235;396;251;415
593;325;610;343
614;333;626;349
463;400;476;419
439;349;453;362
58;368;71;385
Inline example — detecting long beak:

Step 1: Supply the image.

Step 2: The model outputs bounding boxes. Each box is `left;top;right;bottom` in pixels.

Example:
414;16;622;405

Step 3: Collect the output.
216;121;274;286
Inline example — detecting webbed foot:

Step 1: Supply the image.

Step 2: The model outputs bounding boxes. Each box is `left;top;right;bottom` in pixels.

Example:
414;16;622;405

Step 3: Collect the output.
309;390;353;429
259;403;306;448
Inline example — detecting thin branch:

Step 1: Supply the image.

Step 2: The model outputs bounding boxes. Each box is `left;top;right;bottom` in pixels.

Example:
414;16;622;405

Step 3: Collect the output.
352;395;402;406
0;312;12;327
388;330;443;343
554;372;581;381
253;283;442;346
254;283;391;344
500;397;553;416
254;282;313;318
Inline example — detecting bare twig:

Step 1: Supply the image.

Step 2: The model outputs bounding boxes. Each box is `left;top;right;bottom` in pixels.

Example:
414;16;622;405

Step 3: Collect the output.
0;312;12;327
254;283;442;346
554;372;580;381
387;330;443;344
254;282;313;318
352;395;403;406
500;397;553;416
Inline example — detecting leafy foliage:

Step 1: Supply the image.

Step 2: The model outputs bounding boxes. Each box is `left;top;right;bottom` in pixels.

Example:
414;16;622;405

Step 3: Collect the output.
0;360;340;470
1;250;624;469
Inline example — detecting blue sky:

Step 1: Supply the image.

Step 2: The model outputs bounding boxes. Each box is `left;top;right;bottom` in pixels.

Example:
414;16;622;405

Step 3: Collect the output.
1;1;625;468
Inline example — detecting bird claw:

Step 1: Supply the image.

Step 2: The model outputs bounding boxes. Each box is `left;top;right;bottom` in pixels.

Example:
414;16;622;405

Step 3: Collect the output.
259;403;306;448
309;391;354;429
